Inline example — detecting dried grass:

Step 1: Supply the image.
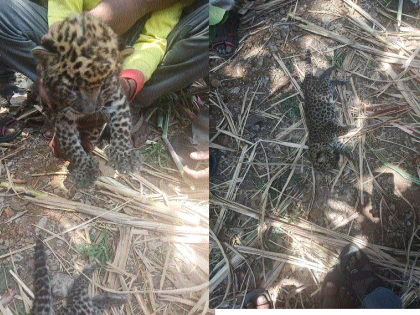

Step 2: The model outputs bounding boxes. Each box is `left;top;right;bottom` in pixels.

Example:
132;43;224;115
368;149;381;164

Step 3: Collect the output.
0;91;209;314
210;0;420;309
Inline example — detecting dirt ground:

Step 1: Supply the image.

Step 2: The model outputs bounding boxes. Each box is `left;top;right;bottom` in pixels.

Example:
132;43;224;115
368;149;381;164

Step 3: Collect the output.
210;0;420;309
0;75;210;314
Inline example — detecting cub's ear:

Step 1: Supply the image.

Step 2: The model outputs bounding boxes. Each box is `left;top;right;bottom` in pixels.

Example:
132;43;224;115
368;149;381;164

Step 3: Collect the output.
32;34;59;64
119;46;134;62
31;45;58;64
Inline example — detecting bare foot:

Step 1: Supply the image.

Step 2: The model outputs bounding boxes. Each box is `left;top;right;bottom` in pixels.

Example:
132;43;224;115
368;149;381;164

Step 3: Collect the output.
243;289;272;309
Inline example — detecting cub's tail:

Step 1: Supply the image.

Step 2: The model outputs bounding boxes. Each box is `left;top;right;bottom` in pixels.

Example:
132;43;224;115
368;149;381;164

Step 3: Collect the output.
30;236;52;315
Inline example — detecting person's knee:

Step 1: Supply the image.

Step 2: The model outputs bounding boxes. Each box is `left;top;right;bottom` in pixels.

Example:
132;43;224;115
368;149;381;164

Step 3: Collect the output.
0;1;15;25
0;0;46;30
174;3;208;42
187;4;209;38
0;0;29;21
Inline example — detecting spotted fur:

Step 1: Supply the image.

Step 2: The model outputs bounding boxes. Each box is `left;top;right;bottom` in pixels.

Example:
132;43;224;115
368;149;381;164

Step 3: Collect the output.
302;50;354;171
32;13;141;189
31;237;52;315
31;237;126;315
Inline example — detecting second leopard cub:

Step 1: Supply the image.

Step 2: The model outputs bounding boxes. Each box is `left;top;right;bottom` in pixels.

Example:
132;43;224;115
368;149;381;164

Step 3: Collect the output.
32;13;140;189
302;50;354;171
31;237;126;315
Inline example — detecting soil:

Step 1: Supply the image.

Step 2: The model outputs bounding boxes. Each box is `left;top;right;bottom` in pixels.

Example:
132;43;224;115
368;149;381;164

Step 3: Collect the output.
210;0;420;309
0;74;209;314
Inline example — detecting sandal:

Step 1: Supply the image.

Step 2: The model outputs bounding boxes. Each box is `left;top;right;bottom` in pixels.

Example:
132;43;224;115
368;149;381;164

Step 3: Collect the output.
243;289;272;309
41;121;54;140
211;11;240;59
0;116;23;143
0;84;23;106
322;264;360;308
338;244;382;302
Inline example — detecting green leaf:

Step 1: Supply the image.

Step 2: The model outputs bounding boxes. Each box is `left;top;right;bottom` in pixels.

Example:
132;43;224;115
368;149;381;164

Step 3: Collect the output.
368;144;420;185
157;111;164;129
209;5;227;25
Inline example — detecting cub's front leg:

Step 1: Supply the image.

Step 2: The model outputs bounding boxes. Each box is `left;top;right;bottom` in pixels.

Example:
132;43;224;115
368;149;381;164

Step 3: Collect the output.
55;114;99;189
103;87;141;174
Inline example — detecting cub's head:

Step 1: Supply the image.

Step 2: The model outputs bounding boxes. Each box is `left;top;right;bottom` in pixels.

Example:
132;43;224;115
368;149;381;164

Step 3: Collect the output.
32;13;133;114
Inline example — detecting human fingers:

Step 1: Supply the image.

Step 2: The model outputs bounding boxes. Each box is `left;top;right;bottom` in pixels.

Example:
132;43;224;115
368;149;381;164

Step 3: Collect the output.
190;150;209;161
183;165;209;179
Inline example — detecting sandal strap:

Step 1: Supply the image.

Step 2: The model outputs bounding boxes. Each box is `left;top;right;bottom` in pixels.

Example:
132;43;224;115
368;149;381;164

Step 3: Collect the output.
338;244;383;299
212;37;236;49
211;11;240;59
0;117;23;143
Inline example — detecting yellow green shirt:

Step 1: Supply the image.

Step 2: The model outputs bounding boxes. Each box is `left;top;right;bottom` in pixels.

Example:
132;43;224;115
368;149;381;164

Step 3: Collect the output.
48;0;192;81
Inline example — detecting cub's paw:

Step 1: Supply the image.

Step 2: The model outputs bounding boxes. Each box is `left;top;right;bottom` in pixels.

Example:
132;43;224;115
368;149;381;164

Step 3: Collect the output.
106;145;141;174
70;156;100;189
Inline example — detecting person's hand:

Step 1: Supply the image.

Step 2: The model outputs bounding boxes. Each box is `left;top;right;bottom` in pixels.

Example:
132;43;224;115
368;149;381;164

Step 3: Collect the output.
120;77;137;101
183;151;209;180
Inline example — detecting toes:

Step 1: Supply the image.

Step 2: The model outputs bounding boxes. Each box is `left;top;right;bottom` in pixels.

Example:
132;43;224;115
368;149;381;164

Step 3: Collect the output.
106;147;141;174
255;295;270;309
72;158;99;190
216;44;227;55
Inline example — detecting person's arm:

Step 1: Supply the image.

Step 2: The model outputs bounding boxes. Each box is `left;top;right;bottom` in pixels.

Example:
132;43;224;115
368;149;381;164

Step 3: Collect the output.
89;0;183;35
48;0;182;33
120;0;193;100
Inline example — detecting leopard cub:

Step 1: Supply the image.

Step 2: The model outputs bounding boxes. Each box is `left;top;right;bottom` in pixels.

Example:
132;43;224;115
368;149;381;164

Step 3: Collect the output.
30;237;126;315
302;50;354;171
32;13;141;189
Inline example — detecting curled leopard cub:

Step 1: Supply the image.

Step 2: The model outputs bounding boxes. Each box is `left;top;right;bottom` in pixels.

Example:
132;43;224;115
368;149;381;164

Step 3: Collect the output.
31;236;126;315
32;13;141;189
302;50;354;171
